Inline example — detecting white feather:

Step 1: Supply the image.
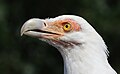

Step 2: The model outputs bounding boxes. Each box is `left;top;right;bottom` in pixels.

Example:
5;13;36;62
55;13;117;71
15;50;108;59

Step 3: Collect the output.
48;15;117;74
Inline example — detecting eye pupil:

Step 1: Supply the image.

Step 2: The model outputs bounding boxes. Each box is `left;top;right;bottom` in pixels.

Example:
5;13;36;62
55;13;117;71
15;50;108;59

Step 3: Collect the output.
65;25;68;28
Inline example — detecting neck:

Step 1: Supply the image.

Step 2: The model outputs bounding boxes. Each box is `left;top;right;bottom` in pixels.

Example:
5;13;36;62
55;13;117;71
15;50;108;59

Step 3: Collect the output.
58;42;117;74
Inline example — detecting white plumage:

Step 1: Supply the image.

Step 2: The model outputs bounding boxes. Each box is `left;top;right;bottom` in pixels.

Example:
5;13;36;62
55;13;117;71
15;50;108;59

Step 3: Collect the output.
21;15;117;74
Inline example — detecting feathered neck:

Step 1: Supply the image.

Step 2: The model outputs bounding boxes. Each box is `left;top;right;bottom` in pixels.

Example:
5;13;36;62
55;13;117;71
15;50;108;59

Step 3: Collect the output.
57;38;117;74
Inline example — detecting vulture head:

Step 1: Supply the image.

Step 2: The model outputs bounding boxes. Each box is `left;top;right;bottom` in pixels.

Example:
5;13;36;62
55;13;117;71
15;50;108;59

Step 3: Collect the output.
21;15;117;74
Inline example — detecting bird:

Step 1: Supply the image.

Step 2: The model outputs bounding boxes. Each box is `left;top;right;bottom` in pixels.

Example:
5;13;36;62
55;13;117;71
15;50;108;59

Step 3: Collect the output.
21;15;117;74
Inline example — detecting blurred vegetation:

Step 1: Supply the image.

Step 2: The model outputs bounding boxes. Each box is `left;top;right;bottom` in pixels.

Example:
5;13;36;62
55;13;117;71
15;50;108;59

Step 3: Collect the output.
0;0;120;74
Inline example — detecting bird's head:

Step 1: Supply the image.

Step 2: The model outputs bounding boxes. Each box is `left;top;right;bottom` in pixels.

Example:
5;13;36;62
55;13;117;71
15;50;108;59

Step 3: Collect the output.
20;15;117;74
21;15;104;49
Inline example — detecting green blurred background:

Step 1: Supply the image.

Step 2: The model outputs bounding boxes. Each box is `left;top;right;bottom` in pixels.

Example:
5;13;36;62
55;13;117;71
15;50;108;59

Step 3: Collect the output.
0;0;120;74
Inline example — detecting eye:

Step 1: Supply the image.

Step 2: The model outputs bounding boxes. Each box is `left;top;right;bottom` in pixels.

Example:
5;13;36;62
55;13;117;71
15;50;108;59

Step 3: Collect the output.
63;23;71;31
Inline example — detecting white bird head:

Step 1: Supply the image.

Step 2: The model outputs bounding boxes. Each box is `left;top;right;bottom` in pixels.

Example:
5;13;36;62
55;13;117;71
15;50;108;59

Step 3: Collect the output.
21;15;117;74
21;15;103;48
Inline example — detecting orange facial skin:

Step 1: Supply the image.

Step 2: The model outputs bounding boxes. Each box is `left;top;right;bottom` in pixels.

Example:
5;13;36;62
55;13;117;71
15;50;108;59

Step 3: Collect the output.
46;19;80;33
60;19;80;31
40;19;81;40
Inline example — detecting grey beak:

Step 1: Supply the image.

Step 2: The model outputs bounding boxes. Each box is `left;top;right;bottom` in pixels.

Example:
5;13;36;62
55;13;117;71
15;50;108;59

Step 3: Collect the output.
20;18;45;36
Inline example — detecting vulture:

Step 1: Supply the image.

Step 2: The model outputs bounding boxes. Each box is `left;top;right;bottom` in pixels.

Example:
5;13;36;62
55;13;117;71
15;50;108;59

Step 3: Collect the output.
21;15;117;74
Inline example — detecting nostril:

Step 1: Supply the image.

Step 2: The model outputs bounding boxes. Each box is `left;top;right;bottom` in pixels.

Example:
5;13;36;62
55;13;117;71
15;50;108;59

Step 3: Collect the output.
44;22;47;26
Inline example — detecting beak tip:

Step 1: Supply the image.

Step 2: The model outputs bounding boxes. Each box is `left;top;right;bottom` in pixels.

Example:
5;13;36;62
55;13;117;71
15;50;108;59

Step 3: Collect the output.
20;33;23;36
20;26;25;36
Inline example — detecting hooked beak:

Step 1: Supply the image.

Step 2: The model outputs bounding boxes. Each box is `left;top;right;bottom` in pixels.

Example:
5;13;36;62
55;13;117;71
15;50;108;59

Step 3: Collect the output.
21;18;63;39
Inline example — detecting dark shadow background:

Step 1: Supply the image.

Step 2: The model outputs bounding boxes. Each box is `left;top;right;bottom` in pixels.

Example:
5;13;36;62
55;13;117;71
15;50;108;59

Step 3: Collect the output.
0;0;120;74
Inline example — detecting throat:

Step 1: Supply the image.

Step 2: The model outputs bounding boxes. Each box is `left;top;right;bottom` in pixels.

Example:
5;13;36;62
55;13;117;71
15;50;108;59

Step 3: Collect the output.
58;44;116;74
